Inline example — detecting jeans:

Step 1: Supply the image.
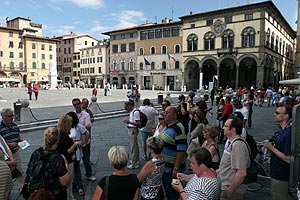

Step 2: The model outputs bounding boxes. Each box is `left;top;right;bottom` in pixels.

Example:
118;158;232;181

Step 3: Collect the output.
162;170;181;200
73;160;83;189
82;143;93;177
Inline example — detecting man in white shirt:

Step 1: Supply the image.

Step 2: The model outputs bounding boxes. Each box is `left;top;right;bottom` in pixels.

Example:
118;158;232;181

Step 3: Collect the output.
233;99;249;126
139;98;158;160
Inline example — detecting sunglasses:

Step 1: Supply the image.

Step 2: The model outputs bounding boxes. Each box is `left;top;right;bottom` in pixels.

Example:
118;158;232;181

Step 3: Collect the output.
73;103;80;106
274;111;285;115
158;118;164;120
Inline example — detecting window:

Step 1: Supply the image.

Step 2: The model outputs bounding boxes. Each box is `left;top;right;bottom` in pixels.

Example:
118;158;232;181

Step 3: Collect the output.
91;49;94;56
0;51;3;57
172;26;180;37
245;13;253;20
19;62;24;70
121;34;125;39
266;28;270;47
151;62;155;70
18;33;22;38
9;32;13;37
19;52;23;58
112;45;118;53
191;24;195;28
9;52;14;58
121;44;126;52
222;30;234;49
175;61;179;69
90;68;95;73
18;42;23;49
140;62;143;70
151;46;156;54
121;60;125;71
32;53;36;58
175;44;180;53
279;38;282;54
148;30;154;39
130;33;134;38
129;59;134;71
98;67;102;73
140;31;147;40
162;61;166;69
225;16;232;23
41;44;45;50
162;46;167;54
32;43;36;49
49;45;53;51
64;48;66;54
85;41;87;45
129;43;135;51
275;36;279;52
31;72;35;76
155;29;162;38
204;32;216;50
98;49;102;55
241;27;255;47
163;28;170;37
41;54;45;59
50;54;53;60
32;62;37;69
9;41;14;48
68;47;71;54
139;48;144;56
206;19;213;26
10;62;14;69
187;34;198;51
270;32;275;49
42;63;46;69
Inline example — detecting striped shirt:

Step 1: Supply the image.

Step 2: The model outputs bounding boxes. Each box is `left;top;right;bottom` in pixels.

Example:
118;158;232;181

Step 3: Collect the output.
159;122;187;171
0;160;13;200
0;121;20;153
185;175;220;200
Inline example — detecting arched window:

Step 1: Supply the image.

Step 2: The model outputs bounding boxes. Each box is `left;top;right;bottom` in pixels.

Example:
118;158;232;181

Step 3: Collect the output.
32;62;37;69
41;63;46;69
121;60;125;71
19;62;24;70
266;28;270;47
10;61;14;69
222;29;234;49
279;38;282;54
175;61;179;69
151;62;155;70
129;59;134;70
270;32;275;49
139;62;143;70
241;27;255;47
275;36;279;52
139;48;144;56
150;46;156;54
162;46;167;54
204;32;216;50
187;34;198;51
112;60;118;71
175;44;180;53
162;61;166;69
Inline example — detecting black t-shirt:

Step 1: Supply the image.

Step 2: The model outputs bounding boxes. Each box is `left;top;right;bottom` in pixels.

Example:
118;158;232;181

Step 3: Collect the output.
58;134;74;163
98;174;139;200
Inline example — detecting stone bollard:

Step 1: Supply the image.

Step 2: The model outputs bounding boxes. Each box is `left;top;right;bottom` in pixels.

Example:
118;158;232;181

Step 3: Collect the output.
20;100;31;124
89;96;99;114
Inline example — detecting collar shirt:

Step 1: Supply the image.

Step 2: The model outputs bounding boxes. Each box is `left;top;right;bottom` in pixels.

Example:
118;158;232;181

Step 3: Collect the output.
75;110;91;128
128;108;140;128
139;105;158;132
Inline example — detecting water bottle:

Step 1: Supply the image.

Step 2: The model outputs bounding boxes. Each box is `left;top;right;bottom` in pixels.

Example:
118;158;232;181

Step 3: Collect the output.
263;147;268;160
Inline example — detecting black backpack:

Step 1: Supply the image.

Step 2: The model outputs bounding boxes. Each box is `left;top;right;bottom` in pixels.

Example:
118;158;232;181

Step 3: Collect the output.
244;128;258;161
134;109;148;128
22;147;50;199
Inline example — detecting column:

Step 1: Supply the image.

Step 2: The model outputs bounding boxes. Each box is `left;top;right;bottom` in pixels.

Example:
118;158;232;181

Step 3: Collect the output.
235;66;239;89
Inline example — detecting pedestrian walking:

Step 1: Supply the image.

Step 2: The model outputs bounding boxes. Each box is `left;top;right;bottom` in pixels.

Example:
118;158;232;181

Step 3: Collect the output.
33;84;39;100
27;83;33;100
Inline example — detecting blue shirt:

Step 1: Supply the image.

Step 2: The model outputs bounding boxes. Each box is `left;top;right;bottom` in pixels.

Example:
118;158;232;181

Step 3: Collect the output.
270;126;292;181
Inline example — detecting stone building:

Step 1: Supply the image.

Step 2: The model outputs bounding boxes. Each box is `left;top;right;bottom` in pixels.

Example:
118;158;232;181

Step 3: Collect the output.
0;17;57;86
180;1;296;90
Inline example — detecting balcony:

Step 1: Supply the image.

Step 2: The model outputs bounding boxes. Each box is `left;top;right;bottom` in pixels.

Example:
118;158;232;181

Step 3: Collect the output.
217;48;238;57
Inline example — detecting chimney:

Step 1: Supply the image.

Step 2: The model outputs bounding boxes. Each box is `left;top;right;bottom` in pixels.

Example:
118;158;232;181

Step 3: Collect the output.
190;11;193;15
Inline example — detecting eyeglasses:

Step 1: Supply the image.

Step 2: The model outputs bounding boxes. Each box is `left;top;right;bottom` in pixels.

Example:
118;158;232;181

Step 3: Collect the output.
274;111;285;115
158;118;164;120
73;103;80;107
161;104;167;106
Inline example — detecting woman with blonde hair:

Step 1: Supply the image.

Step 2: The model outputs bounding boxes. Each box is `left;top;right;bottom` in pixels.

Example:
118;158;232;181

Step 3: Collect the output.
92;146;140;200
201;124;220;170
23;127;70;200
57;115;83;200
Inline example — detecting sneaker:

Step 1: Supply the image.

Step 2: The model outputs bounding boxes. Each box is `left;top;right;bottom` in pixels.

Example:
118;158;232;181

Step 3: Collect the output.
127;164;140;169
142;154;148;161
86;175;96;181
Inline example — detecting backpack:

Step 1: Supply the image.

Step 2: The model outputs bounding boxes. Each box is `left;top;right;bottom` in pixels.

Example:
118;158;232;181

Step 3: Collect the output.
134;109;148;128
22;147;50;199
244;128;257;161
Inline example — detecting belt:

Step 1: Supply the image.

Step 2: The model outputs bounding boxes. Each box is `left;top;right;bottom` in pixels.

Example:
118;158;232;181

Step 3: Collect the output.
127;126;137;129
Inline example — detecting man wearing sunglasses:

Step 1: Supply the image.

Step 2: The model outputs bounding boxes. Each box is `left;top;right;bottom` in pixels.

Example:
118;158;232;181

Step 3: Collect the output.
264;104;292;200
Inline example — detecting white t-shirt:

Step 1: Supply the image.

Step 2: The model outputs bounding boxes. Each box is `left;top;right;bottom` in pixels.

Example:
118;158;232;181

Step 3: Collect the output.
236;106;249;120
139;105;158;132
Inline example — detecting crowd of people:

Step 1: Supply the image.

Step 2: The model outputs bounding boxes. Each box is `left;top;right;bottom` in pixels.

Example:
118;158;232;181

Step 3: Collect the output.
0;84;295;200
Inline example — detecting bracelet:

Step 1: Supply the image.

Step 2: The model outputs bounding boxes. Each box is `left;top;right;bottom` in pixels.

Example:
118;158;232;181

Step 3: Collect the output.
179;190;186;194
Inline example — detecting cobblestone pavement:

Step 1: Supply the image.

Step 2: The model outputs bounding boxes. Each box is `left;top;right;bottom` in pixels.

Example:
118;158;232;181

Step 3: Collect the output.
2;87;281;200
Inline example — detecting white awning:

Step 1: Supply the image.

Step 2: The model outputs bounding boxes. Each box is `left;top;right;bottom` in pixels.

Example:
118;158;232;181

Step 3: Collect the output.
0;78;20;82
279;78;300;85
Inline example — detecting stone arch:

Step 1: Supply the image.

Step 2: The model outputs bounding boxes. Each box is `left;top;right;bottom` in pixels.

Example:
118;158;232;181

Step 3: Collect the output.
238;56;257;88
185;59;200;90
219;57;237;89
201;59;217;87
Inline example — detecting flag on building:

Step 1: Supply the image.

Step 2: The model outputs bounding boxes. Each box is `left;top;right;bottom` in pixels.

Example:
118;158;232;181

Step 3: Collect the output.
144;57;151;65
168;53;177;62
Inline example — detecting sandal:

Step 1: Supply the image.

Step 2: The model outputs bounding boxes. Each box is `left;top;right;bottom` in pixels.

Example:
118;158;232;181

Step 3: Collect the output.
78;189;85;196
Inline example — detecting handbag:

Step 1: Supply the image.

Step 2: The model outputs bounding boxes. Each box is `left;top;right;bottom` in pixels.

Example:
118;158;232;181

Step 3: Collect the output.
11;168;22;179
100;176;109;200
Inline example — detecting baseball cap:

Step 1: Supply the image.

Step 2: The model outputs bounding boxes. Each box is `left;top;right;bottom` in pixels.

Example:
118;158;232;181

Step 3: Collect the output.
229;111;244;121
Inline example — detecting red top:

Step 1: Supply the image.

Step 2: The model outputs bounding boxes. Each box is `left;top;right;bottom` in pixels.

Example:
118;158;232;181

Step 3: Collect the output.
222;102;233;117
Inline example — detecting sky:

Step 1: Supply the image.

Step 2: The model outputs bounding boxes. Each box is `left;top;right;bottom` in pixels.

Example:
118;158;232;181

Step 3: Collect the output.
0;0;297;40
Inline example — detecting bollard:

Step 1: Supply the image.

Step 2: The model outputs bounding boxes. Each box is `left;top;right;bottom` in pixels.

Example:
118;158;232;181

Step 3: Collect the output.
89;96;99;114
13;99;22;121
157;92;163;105
20;100;31;124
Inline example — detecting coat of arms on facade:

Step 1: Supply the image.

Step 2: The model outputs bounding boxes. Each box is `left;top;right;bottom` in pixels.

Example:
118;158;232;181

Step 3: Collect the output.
211;19;226;36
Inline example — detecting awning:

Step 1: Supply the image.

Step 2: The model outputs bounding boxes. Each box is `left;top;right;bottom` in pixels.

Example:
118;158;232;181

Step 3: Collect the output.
279;78;300;85
0;78;20;82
